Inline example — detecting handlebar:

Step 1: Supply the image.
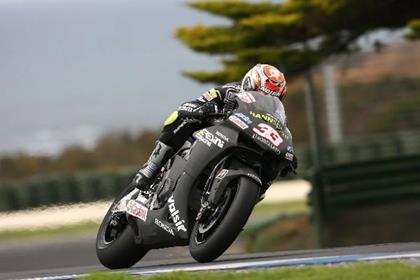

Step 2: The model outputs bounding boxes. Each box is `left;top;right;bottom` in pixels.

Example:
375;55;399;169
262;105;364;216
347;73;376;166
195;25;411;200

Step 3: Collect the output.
207;112;229;118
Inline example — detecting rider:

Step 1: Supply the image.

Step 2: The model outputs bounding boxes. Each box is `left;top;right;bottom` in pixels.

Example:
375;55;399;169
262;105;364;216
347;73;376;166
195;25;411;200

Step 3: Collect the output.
132;63;296;190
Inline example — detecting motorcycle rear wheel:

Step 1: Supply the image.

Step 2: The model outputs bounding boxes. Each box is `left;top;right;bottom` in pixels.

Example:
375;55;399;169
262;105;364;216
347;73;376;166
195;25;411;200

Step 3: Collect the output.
96;184;148;269
189;176;259;262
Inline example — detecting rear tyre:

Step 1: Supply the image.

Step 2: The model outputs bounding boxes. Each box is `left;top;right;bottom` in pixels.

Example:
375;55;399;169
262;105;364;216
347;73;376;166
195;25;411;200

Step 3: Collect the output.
96;184;148;269
189;176;259;262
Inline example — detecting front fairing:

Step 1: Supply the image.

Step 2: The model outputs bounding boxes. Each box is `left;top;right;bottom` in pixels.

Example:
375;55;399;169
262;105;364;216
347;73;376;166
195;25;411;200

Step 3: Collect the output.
226;91;295;160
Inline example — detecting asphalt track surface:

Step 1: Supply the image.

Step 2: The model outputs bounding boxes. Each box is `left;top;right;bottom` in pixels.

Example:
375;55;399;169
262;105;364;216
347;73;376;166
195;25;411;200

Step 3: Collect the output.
1;233;420;280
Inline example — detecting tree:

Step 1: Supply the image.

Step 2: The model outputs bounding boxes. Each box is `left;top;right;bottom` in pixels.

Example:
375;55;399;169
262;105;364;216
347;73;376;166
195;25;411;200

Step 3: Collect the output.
176;0;420;166
407;19;420;39
176;0;420;83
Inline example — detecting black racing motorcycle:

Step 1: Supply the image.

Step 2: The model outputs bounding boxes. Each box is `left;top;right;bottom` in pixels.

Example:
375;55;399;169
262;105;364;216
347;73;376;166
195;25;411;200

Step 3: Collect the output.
96;91;295;269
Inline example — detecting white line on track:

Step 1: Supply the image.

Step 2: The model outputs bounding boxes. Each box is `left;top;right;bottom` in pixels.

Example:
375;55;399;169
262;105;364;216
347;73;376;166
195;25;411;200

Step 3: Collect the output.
17;250;420;280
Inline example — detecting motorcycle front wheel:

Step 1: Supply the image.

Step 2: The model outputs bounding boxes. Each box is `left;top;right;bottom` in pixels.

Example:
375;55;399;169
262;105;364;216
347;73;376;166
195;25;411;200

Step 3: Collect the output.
189;176;259;262
96;183;148;269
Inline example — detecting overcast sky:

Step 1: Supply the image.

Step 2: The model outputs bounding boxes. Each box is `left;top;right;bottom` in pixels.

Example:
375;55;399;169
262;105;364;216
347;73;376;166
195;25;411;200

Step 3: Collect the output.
0;0;408;156
0;0;228;155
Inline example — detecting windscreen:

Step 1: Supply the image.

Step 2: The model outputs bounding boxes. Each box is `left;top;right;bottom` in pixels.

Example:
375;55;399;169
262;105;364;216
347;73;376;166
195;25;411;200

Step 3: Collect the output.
235;91;287;126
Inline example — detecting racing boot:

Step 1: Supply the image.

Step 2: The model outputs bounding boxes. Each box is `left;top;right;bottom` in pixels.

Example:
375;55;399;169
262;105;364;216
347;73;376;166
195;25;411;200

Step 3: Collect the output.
132;141;173;190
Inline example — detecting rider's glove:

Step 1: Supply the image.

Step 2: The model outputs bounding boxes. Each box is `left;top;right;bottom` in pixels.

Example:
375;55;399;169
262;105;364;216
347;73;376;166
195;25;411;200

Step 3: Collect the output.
279;154;298;177
223;96;238;113
201;101;218;115
179;102;218;120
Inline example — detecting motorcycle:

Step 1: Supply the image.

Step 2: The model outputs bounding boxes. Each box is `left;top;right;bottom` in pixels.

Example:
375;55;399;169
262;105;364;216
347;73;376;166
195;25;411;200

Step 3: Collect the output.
96;91;295;269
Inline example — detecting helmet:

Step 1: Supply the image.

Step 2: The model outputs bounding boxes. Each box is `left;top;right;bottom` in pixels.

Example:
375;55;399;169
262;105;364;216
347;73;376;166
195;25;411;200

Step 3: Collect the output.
241;64;287;101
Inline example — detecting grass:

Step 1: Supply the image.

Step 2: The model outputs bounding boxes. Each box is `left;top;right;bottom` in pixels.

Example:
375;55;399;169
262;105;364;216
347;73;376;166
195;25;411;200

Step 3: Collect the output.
247;200;308;227
0;221;99;241
252;200;308;216
81;262;420;280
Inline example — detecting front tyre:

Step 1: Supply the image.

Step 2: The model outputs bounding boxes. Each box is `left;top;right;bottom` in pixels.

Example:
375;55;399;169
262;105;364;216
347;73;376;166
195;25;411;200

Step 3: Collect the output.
96;184;148;269
189;176;259;262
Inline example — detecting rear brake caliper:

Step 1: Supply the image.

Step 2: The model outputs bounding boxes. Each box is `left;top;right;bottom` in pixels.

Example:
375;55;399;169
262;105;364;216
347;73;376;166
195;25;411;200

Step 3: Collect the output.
109;212;126;231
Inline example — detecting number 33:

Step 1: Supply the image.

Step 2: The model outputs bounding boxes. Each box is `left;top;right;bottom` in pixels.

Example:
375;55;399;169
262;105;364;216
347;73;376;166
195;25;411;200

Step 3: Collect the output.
253;123;282;146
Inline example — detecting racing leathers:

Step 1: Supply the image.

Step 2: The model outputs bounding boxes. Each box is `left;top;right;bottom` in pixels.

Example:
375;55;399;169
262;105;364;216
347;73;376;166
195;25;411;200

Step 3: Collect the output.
132;82;296;190
160;82;241;149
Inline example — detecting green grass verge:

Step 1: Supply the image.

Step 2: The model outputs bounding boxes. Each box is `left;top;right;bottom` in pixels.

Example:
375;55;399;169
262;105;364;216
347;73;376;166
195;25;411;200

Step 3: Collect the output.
0;221;99;241
247;200;308;227
82;262;420;280
252;200;308;216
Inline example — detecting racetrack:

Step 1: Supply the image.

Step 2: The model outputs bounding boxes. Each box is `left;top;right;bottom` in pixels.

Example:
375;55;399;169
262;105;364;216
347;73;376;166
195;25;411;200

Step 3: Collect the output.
2;234;420;280
0;181;309;280
0;180;416;279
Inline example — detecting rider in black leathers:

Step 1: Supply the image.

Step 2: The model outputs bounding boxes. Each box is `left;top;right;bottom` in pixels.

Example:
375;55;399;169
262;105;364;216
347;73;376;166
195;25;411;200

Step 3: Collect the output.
132;64;297;191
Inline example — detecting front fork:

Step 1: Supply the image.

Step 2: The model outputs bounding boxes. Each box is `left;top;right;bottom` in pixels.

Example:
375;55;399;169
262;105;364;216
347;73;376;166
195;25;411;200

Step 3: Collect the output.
197;166;262;222
196;157;230;221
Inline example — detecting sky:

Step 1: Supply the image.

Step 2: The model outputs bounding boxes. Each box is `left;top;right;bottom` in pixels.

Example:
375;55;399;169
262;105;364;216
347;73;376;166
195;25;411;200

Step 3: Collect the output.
0;0;228;155
0;0;408;156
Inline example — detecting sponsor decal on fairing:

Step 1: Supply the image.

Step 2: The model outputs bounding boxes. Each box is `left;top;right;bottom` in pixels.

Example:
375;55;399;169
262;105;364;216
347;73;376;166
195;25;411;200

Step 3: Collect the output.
234;112;253;124
194;129;225;148
215;131;229;142
252;133;281;154
228;115;249;130
155;218;175;236
168;195;187;232
126;200;148;222
249;111;283;129
253;123;283;146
